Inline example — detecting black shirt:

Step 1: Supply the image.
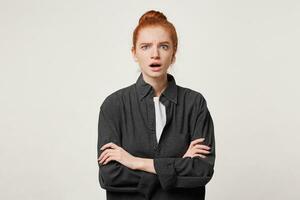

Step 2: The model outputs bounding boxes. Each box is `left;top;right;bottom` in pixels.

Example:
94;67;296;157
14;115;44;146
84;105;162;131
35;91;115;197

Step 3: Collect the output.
97;72;216;200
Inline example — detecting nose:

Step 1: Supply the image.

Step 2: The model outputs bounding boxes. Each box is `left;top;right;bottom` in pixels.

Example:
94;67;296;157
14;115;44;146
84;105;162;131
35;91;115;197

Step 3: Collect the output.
151;46;160;59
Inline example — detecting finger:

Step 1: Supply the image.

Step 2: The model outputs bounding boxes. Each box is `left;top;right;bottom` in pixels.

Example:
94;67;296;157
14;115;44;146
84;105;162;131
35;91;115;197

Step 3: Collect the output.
98;149;110;161
194;149;210;154
98;149;113;162
100;142;115;151
192;154;206;158
103;155;116;165
100;142;118;151
190;138;205;146
182;154;191;158
100;151;117;164
98;150;107;161
99;151;110;164
194;144;211;150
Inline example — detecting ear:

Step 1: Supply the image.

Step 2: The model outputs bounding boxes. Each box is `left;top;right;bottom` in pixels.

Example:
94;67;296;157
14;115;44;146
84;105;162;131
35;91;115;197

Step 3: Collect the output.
131;47;138;62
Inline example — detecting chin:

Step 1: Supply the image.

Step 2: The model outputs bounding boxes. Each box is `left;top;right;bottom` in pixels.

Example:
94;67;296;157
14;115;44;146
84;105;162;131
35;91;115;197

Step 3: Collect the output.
144;70;167;78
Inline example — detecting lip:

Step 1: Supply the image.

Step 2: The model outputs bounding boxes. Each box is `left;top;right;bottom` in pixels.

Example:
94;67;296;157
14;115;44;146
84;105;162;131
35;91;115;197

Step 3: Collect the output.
149;62;162;72
149;65;162;72
149;62;162;66
150;67;161;72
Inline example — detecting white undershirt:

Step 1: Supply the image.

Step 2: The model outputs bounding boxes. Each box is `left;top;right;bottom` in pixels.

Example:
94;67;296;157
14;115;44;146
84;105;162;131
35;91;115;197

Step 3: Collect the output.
153;96;166;144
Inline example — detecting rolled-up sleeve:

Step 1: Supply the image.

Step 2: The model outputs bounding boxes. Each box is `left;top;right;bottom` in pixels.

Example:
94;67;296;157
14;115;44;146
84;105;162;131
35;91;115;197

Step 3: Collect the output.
153;96;215;190
97;96;158;198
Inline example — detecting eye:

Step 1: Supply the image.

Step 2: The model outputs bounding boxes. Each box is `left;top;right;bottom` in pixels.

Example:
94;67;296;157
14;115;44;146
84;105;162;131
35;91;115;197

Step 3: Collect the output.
141;45;149;50
161;45;169;50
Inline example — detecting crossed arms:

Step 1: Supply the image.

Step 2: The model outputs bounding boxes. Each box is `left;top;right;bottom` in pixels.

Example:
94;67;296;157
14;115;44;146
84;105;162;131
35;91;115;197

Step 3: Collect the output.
97;96;215;197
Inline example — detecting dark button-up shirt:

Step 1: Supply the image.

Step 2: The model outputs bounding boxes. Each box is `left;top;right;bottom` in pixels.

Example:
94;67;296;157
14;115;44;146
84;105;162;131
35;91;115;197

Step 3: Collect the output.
97;72;216;200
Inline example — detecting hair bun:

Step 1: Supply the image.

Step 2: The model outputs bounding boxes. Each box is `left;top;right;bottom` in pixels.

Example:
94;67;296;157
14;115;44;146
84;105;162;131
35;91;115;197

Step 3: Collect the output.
138;10;167;24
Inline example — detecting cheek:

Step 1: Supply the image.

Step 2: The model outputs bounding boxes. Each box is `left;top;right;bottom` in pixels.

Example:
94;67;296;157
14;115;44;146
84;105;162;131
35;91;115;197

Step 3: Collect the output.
162;51;173;60
164;55;173;65
136;53;148;63
135;59;145;67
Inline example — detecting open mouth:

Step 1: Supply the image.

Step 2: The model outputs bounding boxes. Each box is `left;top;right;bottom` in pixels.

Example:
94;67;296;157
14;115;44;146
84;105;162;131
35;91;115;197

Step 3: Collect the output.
149;63;162;72
149;63;162;68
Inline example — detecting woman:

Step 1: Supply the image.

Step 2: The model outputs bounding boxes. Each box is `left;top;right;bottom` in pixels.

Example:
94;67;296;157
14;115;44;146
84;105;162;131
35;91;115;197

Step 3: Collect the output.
97;10;215;200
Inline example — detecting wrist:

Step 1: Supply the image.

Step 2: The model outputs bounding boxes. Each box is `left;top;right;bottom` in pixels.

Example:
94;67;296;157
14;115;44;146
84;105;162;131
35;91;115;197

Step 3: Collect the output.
133;156;145;170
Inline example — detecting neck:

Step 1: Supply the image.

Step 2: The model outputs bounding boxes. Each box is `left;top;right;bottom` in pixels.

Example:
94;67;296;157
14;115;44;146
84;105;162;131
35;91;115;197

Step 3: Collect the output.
142;73;168;97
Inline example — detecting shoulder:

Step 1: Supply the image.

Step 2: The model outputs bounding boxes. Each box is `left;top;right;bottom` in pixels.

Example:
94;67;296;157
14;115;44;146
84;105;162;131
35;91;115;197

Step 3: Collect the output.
99;84;133;120
177;85;207;107
100;84;134;110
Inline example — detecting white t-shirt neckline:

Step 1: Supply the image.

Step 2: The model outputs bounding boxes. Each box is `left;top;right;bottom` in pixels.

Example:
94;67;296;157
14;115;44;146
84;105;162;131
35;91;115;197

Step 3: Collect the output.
153;96;166;144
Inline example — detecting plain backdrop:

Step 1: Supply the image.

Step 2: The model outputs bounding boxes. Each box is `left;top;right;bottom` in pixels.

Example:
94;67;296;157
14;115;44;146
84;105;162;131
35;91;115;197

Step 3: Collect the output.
1;1;299;200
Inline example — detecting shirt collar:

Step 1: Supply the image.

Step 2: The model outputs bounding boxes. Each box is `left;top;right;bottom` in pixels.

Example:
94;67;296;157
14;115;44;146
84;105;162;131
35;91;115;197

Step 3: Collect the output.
135;72;178;104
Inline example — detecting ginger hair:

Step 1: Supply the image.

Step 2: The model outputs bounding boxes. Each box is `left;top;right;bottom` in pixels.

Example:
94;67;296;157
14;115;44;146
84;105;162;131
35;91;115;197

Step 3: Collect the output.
131;10;178;62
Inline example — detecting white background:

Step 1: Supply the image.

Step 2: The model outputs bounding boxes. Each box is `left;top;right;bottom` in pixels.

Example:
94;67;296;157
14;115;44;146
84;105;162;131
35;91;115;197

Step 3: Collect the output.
1;1;299;199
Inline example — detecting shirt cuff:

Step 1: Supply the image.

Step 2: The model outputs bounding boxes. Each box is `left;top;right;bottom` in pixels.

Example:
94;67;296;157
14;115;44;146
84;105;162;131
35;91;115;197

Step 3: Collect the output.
153;157;177;190
137;171;159;200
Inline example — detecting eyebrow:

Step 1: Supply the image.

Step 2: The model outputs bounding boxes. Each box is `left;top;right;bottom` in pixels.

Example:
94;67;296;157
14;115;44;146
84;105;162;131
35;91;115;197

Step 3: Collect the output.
139;41;171;46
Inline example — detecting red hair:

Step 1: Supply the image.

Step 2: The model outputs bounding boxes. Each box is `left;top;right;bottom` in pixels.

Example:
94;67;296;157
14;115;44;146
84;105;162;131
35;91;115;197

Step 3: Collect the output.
131;10;178;62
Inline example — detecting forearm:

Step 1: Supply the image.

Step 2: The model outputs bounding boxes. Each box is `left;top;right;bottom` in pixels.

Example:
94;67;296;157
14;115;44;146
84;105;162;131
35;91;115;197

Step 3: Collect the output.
135;157;157;174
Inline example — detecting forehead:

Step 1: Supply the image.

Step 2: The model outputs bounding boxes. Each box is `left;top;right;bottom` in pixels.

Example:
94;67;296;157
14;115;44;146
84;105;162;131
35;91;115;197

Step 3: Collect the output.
137;26;172;44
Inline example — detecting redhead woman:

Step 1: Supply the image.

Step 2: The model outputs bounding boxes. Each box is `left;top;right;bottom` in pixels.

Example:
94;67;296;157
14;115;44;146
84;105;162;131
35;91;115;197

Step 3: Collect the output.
97;10;215;200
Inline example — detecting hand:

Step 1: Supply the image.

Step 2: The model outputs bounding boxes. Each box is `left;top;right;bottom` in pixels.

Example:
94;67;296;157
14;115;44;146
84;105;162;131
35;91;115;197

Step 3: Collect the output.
98;142;140;170
183;138;211;158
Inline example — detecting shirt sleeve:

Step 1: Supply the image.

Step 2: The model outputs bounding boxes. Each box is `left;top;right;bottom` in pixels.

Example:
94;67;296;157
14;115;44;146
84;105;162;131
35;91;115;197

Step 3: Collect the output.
97;96;159;198
153;95;215;190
